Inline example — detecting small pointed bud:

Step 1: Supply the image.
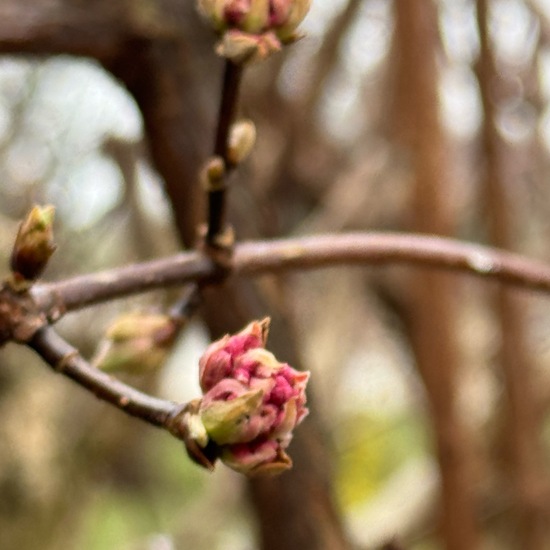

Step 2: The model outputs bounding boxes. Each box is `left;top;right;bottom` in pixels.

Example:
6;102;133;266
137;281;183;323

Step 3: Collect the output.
184;411;209;448
94;313;178;374
227;119;257;165
10;205;56;282
200;156;226;192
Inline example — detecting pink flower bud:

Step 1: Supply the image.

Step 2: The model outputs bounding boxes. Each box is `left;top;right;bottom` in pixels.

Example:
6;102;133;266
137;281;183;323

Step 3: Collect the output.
197;0;311;62
196;317;309;475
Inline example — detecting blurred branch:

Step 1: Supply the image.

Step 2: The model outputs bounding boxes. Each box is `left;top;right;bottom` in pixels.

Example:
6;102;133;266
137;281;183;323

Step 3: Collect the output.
0;1;181;60
301;0;362;110
0;3;128;60
391;2;479;546
476;1;550;546
31;232;550;317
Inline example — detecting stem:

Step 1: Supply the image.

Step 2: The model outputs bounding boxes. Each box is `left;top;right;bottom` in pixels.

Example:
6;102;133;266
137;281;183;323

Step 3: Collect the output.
28;326;177;427
34;251;217;314
169;283;202;320
206;60;244;243
33;232;550;317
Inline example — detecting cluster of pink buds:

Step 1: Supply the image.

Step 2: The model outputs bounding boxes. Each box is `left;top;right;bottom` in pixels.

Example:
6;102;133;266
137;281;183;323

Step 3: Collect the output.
197;0;312;63
183;318;309;475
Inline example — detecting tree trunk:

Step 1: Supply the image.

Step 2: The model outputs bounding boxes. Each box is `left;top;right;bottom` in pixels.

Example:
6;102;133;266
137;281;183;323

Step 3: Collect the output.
390;2;480;548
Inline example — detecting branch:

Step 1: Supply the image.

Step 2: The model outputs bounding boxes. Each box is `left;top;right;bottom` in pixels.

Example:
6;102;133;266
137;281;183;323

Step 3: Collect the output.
33;251;219;316
206;60;244;244
0;4;127;60
0;2;181;61
27;325;177;427
32;232;550;318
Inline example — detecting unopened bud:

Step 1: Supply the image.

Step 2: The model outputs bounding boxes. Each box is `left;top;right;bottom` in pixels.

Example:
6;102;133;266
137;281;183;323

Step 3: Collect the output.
227;119;256;165
94;313;178;374
194;317;310;476
197;0;310;63
200;156;226;192
10;205;56;283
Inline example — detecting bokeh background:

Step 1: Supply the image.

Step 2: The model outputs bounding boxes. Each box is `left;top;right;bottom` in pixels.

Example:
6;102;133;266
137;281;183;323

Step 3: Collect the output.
1;0;550;548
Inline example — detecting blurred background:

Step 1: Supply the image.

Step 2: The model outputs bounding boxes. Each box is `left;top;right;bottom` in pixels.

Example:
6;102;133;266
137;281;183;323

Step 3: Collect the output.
1;0;550;548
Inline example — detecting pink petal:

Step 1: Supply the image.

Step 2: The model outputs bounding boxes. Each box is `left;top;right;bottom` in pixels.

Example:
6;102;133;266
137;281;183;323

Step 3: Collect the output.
268;375;293;406
199;336;232;391
222;439;278;473
201;378;249;406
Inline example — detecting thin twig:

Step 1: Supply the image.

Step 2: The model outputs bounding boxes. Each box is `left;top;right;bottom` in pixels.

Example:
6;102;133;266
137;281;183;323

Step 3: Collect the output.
169;283;202;321
206;60;244;243
32;232;550;318
27;326;178;427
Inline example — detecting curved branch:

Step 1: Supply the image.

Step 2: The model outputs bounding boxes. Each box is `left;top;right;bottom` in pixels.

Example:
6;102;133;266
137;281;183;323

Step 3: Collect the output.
234;233;547;285
28;326;177;427
34;252;219;316
32;232;550;317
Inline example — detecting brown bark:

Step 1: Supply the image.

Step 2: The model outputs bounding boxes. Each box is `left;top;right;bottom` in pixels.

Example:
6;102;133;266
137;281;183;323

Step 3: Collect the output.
476;1;550;547
391;2;480;548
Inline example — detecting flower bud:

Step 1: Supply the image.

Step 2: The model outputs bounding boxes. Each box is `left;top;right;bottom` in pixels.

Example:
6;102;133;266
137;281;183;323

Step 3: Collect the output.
197;0;311;62
94;313;178;374
227;119;256;165
200;156;226;192
10;205;56;283
196;317;309;476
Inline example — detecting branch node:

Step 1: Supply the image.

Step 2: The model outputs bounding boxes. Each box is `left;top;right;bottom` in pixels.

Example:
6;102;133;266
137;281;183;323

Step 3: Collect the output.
197;223;235;270
166;400;219;471
0;284;47;345
55;349;79;373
